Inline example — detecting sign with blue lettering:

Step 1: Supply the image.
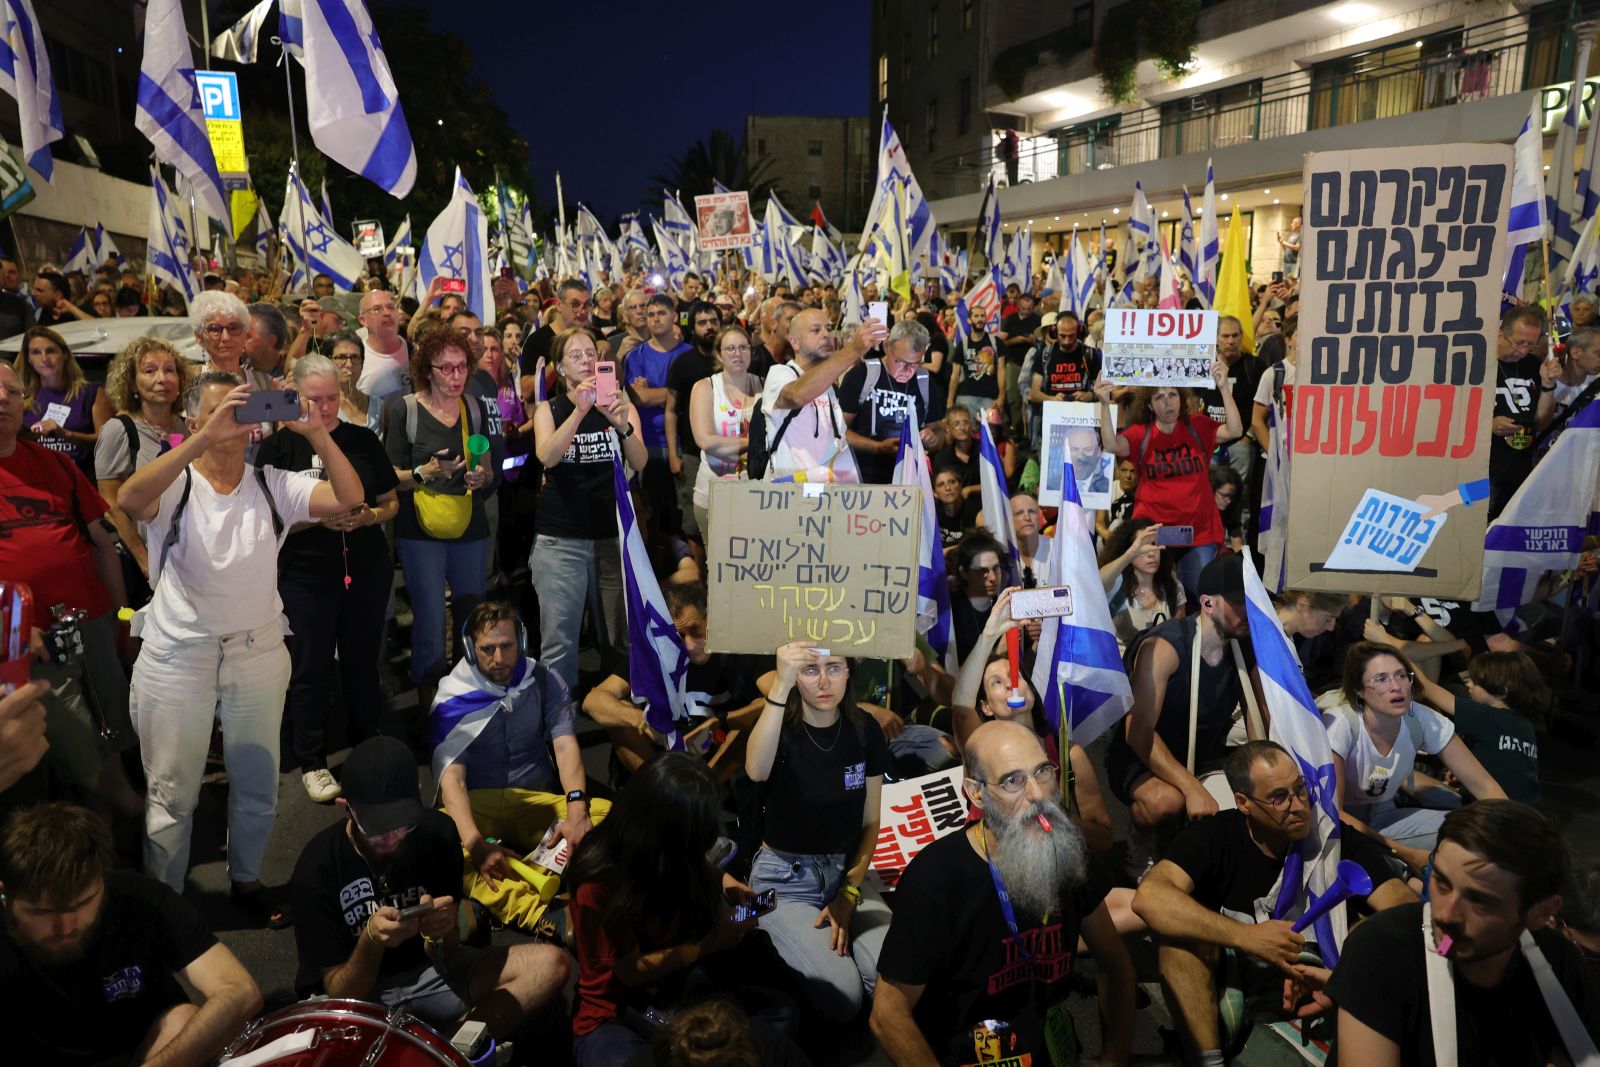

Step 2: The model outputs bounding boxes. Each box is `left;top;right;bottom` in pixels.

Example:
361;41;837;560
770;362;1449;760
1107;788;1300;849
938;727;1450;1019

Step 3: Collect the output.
194;71;240;121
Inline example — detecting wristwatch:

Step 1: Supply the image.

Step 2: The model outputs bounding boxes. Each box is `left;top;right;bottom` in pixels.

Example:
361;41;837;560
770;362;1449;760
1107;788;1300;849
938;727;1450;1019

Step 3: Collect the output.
566;789;588;805
412;465;428;484
616;423;635;439
839;882;862;905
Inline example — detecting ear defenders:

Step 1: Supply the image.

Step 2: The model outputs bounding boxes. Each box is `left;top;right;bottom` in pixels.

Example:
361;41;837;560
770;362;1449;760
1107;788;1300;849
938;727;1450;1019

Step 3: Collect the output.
462;610;528;669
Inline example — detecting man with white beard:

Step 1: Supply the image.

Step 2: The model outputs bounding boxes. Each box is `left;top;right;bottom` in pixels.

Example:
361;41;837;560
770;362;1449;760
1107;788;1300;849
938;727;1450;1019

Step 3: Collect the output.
871;720;1135;1066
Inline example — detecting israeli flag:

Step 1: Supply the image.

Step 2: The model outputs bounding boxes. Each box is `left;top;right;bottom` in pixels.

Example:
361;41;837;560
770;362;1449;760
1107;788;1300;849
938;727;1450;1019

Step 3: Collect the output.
1504;99;1549;299
812;201;844;248
977;420;1019;573
1043;253;1064;298
1242;547;1348;964
290;0;416;198
147;165;199;305
1029;463;1134;744
1474;400;1600;625
1198;159;1219;308
137;0;232;234
383;213;411;269
210;0;274;64
428;654;541;788
0;0;61;179
1000;227;1031;290
1068;235;1096;317
1562;212;1600;322
255;195;274;261
1131;182;1160;280
1582;91;1600;223
768;191;802;233
773;212;811;289
62;228;94;274
418;166;492;323
619;214;651;260
282;168;364;290
652;217;689;290
811;224;843;283
1258;367;1292;593
661;190;695;254
893;408;952;659
1549;37;1592;274
94;224;121;267
1179;187;1198;290
320;178;335;226
278;0;305;58
613;449;691;749
861;109;933;267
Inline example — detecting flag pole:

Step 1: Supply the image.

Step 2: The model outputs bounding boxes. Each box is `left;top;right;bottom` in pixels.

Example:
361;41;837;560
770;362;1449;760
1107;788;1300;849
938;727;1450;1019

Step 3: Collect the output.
276;37;309;295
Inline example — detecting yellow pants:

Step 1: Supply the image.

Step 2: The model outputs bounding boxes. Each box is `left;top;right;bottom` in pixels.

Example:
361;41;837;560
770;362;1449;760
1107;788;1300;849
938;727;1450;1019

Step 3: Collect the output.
452;788;611;932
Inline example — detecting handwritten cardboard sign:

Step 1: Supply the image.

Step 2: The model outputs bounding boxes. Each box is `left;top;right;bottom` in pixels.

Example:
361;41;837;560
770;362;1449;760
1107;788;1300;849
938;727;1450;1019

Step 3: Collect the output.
1101;308;1217;387
866;767;968;892
1288;145;1508;599
694;190;754;250
706;481;922;658
1323;488;1449;574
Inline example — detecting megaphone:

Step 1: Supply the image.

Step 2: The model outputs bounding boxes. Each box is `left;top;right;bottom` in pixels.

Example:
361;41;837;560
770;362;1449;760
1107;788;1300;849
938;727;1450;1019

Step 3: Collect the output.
1291;859;1373;933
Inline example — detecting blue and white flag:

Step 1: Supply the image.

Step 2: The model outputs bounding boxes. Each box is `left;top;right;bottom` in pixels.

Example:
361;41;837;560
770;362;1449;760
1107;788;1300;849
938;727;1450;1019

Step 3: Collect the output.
320;178;335;227
137;0;231;234
254;195;274;261
0;0;61;179
1582;90;1600;223
1029;464;1134;744
418;166;492;323
613;449;691;749
1198;159;1219;308
1179;187;1198;291
277;0;305;58
383;213;411;268
978;172;1003;271
427;653;542;789
771;205;811;289
661;190;696;255
619;214;651;261
893;408;952;659
1548;37;1592;275
1130;182;1158;281
977;420;1019;573
1242;546;1348;964
652;217;690;291
1473;401;1600;626
812;202;844;248
1562;211;1600;322
147;165;199;305
1258;365;1292;593
94;223;121;267
861;109;933;268
210;0;274;63
1042;253;1064;298
767;191;802;233
1000;227;1031;291
1066;234;1096;318
841;255;867;326
810;224;844;283
293;0;416;198
1504;99;1549;300
282;168;365;290
62;228;94;274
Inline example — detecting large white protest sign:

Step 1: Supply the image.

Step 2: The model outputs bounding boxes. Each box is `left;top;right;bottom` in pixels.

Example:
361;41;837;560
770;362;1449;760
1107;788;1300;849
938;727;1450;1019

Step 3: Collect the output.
1101;308;1217;388
694;191;753;250
866;766;968;891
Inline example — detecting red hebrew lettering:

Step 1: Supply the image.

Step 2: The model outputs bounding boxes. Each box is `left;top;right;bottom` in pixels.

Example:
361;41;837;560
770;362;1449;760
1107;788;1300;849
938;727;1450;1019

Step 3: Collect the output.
1321;386;1354;455
1157;311;1176;336
1182;311;1204;339
1378;385;1422;457
1296;386;1323;455
1352;386;1380;455
1450;388;1484;460
1417;384;1454;457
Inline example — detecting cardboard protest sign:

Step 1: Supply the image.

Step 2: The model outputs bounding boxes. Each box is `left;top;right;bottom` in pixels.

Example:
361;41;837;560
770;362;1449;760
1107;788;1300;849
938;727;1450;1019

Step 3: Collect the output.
1041;401;1114;509
694;190;754;250
1102;308;1217;387
706;481;922;658
1287;145;1508;599
866;767;968;891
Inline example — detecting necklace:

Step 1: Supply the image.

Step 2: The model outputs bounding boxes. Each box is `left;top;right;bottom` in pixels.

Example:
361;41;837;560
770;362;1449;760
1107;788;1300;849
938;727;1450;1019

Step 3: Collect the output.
803;715;843;752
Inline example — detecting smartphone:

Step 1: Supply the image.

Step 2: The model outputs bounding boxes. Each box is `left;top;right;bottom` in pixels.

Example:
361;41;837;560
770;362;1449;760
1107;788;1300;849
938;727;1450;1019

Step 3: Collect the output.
595;360;618;408
396;901;434;921
501;454;528;472
731;889;778;923
1154;525;1195;546
236;389;301;424
1271;271;1284;284
440;277;467;294
1010;585;1075;620
499;266;514;280
867;300;888;326
706;836;739;870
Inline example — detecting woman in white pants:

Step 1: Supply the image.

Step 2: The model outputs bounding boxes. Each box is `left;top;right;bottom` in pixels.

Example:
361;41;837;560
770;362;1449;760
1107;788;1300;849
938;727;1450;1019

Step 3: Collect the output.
117;371;363;924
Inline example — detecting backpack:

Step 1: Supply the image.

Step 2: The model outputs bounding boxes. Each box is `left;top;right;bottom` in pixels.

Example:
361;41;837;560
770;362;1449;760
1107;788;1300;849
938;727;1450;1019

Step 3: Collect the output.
743;397;797;482
154;466;283;583
856;361;930;411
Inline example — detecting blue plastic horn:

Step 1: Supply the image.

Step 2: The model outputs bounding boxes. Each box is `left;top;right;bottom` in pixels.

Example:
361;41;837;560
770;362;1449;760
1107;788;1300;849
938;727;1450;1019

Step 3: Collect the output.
1292;859;1374;932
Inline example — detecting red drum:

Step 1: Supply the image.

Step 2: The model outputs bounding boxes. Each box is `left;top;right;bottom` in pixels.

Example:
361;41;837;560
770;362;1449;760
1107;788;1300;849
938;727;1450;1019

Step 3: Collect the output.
217;998;472;1066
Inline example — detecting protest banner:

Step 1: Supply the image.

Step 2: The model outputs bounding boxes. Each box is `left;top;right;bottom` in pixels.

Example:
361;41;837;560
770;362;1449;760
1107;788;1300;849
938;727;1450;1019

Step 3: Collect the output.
1101;308;1217;387
1287;145;1509;600
866;766;967;891
694;190;754;250
706;481;921;658
352;219;386;258
1041;401;1115;509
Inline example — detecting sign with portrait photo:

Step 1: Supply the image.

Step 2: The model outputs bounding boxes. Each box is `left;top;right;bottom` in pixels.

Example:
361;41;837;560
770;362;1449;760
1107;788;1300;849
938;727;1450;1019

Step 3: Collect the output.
694;190;754;250
1040;401;1115;510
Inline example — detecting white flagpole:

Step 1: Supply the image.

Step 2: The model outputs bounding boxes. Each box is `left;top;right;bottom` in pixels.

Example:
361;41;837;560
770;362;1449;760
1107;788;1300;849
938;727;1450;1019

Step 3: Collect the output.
275;34;309;294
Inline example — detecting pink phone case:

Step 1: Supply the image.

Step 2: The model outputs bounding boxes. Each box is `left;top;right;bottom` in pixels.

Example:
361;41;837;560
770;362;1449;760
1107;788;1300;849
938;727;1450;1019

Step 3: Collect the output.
595;362;618;407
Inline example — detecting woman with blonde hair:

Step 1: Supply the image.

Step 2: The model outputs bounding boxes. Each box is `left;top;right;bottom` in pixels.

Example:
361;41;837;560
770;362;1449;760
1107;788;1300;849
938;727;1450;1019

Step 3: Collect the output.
16;324;112;477
689;324;761;534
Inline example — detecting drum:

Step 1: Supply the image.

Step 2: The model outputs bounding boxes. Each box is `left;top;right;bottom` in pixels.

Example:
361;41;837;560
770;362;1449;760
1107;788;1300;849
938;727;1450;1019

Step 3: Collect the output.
217;998;473;1066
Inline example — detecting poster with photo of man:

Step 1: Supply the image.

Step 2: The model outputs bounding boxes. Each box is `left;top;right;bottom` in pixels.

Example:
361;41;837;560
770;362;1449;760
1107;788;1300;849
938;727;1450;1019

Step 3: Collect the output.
693;191;754;249
1040;401;1114;509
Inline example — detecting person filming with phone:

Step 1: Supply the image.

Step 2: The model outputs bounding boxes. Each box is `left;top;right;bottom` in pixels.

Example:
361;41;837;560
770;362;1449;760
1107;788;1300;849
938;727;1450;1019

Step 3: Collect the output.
116;370;364;925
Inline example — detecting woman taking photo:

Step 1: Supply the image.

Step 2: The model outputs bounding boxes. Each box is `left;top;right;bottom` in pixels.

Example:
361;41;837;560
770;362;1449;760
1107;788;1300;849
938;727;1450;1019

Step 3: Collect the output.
320;328;379;432
530;326;646;691
17;325;112;478
745;643;891;1023
258;354;398;803
1098;519;1184;650
689;324;761;535
1093;361;1242;602
385;327;503;691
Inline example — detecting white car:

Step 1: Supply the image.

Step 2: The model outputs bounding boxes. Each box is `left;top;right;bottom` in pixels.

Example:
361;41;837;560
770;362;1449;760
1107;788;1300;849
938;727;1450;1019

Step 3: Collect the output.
0;316;205;379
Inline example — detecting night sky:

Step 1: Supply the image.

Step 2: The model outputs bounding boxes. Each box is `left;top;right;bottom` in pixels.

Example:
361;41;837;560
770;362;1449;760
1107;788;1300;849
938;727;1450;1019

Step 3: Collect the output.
407;0;872;221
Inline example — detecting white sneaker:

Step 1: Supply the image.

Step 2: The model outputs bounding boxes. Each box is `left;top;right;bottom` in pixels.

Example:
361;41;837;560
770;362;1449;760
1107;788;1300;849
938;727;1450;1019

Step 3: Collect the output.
302;768;342;803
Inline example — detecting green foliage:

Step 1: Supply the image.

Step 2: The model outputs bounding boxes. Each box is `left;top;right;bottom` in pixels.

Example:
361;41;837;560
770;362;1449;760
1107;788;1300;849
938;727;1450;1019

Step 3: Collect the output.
1094;12;1141;104
648;129;780;209
1143;0;1201;79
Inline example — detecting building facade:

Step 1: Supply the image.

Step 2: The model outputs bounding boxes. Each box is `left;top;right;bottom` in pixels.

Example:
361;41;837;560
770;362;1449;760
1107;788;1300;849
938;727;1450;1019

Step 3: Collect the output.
745;115;876;234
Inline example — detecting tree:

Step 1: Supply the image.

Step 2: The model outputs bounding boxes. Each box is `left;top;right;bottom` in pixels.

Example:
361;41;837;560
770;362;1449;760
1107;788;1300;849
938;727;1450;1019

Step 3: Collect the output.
648;129;778;208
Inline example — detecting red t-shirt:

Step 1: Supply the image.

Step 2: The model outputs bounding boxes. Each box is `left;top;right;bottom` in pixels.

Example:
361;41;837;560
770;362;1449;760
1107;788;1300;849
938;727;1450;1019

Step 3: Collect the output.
1120;415;1224;545
570;881;628;1038
0;440;112;630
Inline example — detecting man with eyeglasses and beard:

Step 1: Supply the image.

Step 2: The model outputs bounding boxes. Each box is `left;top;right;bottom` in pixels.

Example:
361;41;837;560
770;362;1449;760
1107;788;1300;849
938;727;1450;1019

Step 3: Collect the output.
872;720;1135;1066
290;737;570;1044
1133;741;1414;1065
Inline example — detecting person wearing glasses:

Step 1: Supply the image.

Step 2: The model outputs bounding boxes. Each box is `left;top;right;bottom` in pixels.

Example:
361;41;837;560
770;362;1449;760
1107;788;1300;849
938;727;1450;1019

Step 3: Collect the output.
521;279;592;374
689;324;762;536
1323;642;1506;877
1133;740;1414;1065
838;318;945;485
951;532;1008;663
1489;305;1547;518
356;289;412;411
191;291;275;458
872;719;1135;1067
317;328;380;432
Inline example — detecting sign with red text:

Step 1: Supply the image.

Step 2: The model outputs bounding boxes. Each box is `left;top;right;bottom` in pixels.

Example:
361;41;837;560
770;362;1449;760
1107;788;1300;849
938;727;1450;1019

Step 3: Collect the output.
1101;308;1217;387
694;190;754;250
706;481;922;658
866;767;968;892
1287;144;1509;600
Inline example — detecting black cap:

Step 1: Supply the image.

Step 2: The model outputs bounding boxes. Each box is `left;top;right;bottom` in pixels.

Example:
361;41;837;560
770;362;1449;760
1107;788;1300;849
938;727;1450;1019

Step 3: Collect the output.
1196;553;1246;604
340;737;424;835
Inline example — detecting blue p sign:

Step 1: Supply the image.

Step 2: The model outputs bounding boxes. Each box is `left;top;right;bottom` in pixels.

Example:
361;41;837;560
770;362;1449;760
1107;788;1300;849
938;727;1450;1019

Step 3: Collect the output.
194;71;240;122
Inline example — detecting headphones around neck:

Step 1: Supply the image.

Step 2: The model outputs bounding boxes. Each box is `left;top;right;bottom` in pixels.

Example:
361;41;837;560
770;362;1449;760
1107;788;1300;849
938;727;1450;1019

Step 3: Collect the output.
461;610;528;670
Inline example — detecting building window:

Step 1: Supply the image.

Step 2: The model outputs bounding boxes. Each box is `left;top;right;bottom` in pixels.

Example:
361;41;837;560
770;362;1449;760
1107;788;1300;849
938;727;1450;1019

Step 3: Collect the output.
958;77;972;135
757;138;767;156
1158;79;1262;157
878;53;889;103
1068;2;1094;49
926;98;938;153
808;184;823;202
962;0;974;29
928;5;939;58
1053;115;1121;175
807;139;823;157
1308;30;1464;131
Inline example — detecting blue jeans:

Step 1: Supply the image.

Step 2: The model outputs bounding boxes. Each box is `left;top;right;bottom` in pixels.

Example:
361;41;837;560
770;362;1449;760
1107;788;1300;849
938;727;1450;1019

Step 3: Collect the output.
529;534;626;692
1174;542;1220;605
889;723;959;774
749;846;891;1022
396;537;487;685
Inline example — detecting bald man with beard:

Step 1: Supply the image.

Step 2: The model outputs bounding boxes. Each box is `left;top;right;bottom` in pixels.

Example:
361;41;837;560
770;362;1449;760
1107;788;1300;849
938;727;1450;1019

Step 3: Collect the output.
871;720;1134;1066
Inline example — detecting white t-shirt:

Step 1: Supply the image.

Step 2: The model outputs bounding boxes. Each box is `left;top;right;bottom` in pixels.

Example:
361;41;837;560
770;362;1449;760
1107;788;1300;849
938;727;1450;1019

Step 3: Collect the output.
1323;701;1454;810
357;336;411;406
1253;359;1297;408
760;361;859;483
140;464;316;644
1554;372;1597;407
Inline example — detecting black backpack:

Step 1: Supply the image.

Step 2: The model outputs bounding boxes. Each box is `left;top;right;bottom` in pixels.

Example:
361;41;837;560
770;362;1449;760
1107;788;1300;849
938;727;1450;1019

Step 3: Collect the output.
744;398;799;482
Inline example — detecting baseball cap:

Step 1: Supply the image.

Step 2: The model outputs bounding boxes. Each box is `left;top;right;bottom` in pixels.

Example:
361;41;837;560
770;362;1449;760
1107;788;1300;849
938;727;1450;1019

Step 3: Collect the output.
1039;312;1059;330
1196;553;1246;604
340;737;424;835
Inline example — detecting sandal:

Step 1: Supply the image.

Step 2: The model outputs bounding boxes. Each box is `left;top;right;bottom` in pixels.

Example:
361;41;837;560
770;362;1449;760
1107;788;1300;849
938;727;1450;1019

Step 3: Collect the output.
232;882;293;929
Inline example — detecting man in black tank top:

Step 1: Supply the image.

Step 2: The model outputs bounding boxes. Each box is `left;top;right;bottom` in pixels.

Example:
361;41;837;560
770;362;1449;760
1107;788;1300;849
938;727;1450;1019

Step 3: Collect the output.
1107;555;1252;835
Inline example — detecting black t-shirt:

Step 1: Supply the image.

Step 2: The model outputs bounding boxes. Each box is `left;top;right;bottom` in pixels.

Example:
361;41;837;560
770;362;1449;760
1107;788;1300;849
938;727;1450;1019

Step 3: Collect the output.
1000;311;1041;364
763;712;888;855
1327;902;1599;1067
1036;342;1102;405
933;443;979;490
665;347;718;455
936;496;981;548
535;393;617;540
0;870;216;1065
953;333;1001;401
519;323;556;375
1201;353;1263;428
838;360;946;484
290;811;464;995
1163;810;1394;922
255;421;398;584
651;652;763;727
1449;697;1539;803
1491;353;1542;489
1106;616;1243;787
749;342;777;379
876;830;1112;1066
383;393;501;542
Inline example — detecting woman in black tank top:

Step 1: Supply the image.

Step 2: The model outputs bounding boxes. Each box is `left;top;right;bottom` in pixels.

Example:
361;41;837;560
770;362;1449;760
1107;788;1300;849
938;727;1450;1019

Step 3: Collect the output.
529;327;647;691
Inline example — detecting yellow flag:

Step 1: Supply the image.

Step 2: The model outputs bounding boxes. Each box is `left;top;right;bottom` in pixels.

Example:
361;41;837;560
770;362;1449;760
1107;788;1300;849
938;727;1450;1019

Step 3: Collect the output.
230;189;259;244
1213;203;1255;355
